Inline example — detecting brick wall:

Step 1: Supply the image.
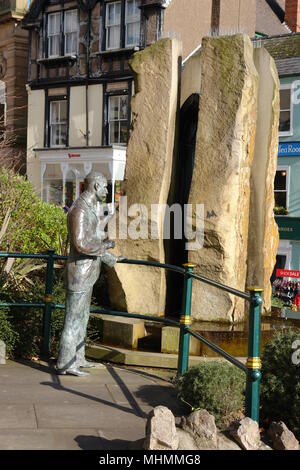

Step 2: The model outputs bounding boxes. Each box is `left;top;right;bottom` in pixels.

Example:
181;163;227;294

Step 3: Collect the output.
285;0;300;32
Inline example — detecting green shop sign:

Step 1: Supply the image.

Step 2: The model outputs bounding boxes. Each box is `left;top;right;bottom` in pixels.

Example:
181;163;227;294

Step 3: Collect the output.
275;217;300;241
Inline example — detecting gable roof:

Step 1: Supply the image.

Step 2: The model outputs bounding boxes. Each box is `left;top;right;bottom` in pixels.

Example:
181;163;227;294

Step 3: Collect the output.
256;0;289;36
265;0;285;22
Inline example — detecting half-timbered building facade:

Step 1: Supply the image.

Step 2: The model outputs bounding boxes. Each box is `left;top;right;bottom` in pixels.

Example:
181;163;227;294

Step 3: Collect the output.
22;0;168;207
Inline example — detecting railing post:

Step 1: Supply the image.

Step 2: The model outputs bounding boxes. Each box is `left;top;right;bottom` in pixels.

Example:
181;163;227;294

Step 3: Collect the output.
42;249;55;358
246;286;263;423
177;263;195;376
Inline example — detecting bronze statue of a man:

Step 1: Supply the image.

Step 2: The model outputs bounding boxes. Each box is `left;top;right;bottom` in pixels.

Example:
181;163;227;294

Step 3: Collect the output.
57;171;119;376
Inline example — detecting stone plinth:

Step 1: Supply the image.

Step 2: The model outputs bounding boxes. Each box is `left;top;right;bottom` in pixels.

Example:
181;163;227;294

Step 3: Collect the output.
161;326;201;355
101;316;146;349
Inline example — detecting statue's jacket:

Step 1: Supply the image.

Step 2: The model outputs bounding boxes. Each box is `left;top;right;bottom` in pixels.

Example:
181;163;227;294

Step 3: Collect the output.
65;192;116;293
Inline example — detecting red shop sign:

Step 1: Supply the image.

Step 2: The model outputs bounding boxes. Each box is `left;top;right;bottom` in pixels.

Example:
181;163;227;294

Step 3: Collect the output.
276;269;300;279
68;153;81;158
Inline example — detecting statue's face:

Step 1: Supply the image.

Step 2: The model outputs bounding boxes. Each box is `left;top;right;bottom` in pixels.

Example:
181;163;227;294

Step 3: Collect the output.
94;178;108;202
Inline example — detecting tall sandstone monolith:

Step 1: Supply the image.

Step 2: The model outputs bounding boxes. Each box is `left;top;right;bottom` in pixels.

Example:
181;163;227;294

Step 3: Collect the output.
107;38;182;315
188;35;259;322
246;47;280;315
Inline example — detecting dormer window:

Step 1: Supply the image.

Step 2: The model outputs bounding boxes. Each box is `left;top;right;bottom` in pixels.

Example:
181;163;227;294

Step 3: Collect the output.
47;9;78;58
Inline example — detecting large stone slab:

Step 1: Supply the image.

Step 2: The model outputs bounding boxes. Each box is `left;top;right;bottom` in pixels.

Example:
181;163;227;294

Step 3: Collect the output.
188;35;259;322
101;315;145;349
246;47;280;315
107;38;182;316
161;326;201;355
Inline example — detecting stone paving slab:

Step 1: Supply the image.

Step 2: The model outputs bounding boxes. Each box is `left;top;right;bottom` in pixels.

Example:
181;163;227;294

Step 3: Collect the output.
0;404;37;429
0;360;183;450
0;429;102;450
35;403;145;429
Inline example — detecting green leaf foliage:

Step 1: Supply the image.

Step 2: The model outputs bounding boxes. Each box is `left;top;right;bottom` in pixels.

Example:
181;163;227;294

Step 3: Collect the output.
175;361;245;429
261;328;300;439
0;167;67;253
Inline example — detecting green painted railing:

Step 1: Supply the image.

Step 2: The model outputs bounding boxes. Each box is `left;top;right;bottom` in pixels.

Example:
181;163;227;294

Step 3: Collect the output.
0;250;263;422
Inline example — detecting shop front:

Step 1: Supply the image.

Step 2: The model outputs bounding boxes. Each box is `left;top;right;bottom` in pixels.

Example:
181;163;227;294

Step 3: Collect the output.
35;146;126;209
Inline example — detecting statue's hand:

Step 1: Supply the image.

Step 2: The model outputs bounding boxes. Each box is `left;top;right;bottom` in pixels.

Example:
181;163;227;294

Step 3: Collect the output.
117;256;127;262
103;239;115;250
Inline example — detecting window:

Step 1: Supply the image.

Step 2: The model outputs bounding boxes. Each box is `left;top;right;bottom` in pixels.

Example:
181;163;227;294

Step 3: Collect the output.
104;0;141;50
48;12;61;58
279;86;293;136
47;10;78;58
65;10;78;55
50;100;67;147
274;167;289;212
108;95;129;144
106;1;121;50
125;0;141;47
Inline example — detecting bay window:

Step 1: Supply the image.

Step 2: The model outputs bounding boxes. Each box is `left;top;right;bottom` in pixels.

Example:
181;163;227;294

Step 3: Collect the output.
48;12;61;58
106;1;122;50
104;0;141;50
65;10;78;55
47;9;78;58
125;0;141;47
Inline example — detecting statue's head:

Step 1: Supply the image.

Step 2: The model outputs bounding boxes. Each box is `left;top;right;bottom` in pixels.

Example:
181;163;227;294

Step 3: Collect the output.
84;171;108;202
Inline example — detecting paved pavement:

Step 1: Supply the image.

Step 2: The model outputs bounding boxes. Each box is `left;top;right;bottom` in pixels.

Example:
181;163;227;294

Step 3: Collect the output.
0;360;184;450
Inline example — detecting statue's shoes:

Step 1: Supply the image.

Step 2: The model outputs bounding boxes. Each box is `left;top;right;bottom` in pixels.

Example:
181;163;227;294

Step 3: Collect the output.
56;367;90;377
78;360;96;369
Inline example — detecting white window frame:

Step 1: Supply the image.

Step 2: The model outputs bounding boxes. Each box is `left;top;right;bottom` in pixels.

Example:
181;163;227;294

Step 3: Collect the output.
275;165;290;214
106;1;121;51
64;9;78;56
50;100;68;148
277;240;292;270
0;81;6;130
48;12;61;58
125;0;141;48
279;84;293;137
108;94;128;145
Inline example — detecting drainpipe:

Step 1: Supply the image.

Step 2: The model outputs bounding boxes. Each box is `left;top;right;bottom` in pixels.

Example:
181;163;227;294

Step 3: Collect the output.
86;8;91;147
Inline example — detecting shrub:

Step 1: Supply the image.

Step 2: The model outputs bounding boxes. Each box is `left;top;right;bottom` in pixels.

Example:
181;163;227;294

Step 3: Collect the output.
0;166;67;254
175;361;246;429
0;310;19;357
261;328;300;439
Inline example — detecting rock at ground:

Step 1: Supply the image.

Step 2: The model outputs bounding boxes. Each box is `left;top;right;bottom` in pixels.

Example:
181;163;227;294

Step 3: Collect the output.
217;432;242;450
188;34;259;322
246;46;280;315
144;406;179;450
267;421;299;450
181;409;218;449
106;38;182;317
0;340;6;365
177;428;199;450
229;417;261;450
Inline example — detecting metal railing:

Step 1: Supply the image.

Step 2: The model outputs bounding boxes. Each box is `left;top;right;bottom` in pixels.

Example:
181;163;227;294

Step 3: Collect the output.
0;250;263;422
